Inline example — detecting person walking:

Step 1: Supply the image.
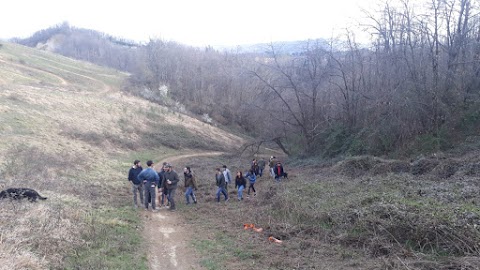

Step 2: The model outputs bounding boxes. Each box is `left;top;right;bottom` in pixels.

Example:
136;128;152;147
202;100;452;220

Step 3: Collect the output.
235;171;247;201
184;166;198;204
269;156;276;178
137;160;160;212
251;160;260;176
222;165;232;192
274;161;285;182
215;168;229;202
246;169;257;197
258;158;266;177
162;163;180;211
128;160;143;208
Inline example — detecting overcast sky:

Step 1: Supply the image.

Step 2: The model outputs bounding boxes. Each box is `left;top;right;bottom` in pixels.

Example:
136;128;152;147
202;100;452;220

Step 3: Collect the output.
0;0;377;46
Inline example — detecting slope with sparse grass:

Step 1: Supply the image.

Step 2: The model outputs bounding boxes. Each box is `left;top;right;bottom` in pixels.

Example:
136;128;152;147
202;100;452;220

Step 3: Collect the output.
0;41;244;269
178;152;480;270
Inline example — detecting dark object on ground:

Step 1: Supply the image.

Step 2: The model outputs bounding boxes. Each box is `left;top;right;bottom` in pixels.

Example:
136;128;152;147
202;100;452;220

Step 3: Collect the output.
0;188;48;202
283;172;288;179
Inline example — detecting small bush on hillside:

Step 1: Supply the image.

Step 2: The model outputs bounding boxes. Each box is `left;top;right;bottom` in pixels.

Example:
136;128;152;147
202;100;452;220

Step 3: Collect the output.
411;158;440;175
333;156;381;177
371;160;411;175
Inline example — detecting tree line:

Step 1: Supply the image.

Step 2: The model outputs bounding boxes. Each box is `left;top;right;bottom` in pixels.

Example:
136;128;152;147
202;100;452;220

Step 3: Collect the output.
15;0;480;157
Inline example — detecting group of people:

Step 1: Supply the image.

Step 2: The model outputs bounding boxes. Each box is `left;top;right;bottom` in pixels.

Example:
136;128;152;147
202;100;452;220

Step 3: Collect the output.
127;160;182;212
127;156;286;212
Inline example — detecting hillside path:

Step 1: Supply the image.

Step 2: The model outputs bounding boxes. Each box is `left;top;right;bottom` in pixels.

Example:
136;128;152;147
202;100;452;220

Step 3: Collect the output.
143;151;223;270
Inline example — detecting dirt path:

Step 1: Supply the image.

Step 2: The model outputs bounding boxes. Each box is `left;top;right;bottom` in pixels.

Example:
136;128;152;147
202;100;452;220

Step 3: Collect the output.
143;151;224;270
0;58;69;85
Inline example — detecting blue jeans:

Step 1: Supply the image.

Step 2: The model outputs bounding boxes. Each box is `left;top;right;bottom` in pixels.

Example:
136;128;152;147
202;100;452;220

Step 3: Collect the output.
259;168;264;177
216;187;228;202
185;186;197;204
237;185;244;200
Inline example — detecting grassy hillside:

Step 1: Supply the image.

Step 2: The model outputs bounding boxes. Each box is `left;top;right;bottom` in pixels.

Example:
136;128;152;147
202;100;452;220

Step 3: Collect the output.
0;42;244;269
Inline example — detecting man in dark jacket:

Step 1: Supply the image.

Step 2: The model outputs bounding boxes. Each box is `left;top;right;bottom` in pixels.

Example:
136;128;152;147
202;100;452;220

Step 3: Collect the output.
215;168;228;202
162;163;180;211
157;162;168;207
128;160;143;208
184;167;198;204
137;160;160;211
258;158;266;177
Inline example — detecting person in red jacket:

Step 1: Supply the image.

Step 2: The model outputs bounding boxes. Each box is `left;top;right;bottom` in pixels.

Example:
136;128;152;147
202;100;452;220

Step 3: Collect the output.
274;161;284;182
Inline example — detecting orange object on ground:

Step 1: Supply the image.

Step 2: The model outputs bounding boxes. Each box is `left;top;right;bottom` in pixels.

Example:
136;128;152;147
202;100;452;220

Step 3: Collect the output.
268;236;283;243
243;223;254;230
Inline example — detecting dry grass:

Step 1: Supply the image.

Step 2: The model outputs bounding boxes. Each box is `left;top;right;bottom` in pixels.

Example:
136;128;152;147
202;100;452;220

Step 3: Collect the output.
174;153;480;270
0;42;244;269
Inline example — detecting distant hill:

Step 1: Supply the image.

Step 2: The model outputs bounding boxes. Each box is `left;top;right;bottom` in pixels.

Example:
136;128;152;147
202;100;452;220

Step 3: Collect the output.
11;22;139;72
214;39;329;54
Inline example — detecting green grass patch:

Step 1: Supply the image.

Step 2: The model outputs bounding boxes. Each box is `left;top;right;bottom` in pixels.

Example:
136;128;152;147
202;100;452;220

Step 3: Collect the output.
65;206;147;270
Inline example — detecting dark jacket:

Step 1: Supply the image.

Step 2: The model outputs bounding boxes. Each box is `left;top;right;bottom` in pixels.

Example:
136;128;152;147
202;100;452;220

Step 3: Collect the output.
235;176;246;189
162;170;180;190
251;163;260;175
184;172;198;189
137;167;160;186
158;169;166;188
128;166;143;185
258;159;266;169
274;164;284;177
216;173;226;188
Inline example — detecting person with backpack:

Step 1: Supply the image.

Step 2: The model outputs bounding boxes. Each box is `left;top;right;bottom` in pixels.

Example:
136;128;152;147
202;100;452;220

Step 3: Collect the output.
128;160;143;208
137;160;160;212
274;161;285;182
184;166;198;204
215;168;229;202
246;169;257;197
235;170;247;201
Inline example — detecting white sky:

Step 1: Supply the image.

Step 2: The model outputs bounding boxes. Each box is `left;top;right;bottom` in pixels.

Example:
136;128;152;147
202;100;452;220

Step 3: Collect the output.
0;0;376;46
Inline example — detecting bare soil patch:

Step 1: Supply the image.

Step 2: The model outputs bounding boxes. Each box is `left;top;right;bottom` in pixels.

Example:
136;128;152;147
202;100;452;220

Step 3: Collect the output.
142;152;224;270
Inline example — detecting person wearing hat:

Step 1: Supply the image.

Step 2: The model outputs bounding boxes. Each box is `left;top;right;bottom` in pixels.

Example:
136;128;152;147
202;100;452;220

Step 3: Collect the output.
273;160;284;182
128;160;143;208
162;163;180;211
137;160;160;211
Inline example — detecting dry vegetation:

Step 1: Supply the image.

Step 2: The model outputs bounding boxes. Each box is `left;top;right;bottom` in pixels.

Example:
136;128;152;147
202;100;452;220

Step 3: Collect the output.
0;42;244;269
174;152;480;270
